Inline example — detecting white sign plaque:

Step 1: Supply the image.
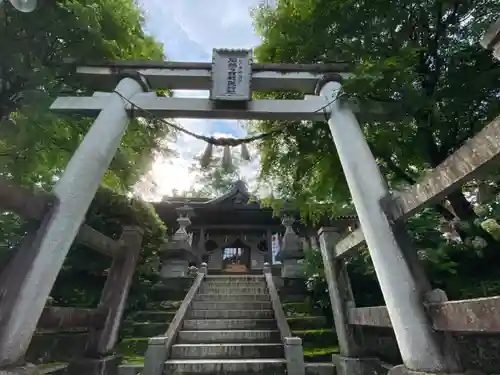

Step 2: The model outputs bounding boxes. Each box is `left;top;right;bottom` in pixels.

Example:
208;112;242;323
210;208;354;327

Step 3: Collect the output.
211;49;252;101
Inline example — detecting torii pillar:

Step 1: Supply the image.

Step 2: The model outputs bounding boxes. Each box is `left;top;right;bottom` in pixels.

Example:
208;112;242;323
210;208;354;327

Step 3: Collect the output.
0;74;148;368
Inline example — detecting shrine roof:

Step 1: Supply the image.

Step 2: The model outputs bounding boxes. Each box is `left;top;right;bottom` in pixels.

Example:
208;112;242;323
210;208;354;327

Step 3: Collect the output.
152;180;357;228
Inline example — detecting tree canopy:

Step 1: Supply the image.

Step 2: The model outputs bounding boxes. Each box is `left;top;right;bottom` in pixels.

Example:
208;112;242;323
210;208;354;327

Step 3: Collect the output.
0;0;172;307
251;0;500;246
0;0;170;192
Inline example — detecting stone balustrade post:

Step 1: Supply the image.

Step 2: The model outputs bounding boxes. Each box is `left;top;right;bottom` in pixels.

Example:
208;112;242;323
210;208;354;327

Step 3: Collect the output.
67;226;144;375
86;226;144;356
318;227;379;375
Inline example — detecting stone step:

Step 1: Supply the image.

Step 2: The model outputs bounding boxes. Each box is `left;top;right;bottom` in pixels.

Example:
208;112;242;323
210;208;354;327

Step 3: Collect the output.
201;284;268;290
186;309;274;319
190;301;272;311
170;343;284;359
202;281;267;287
163;358;286;375
194;293;270;302
118;362;335;375
204;275;265;281
199;286;269;294
177;330;281;344
183;318;277;330
202;277;266;285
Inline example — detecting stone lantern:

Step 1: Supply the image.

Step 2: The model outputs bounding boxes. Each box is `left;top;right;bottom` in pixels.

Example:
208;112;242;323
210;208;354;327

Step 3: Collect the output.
279;214;304;277
159;205;198;278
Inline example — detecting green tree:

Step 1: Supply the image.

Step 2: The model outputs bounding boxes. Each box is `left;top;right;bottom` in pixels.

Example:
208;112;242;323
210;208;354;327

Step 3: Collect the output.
252;0;500;250
165;153;247;199
189;155;242;198
0;0;172;306
0;0;170;192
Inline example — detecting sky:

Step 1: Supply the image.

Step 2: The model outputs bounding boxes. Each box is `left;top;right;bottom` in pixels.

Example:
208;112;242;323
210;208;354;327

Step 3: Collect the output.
134;0;265;200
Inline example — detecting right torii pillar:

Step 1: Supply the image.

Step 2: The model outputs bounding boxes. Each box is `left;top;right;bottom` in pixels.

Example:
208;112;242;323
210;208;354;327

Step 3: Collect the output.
318;78;462;374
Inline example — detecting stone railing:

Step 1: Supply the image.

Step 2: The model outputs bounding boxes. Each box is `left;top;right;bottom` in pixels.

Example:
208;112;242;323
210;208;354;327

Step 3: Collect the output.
140;263;208;375
0;178;144;374
263;262;305;375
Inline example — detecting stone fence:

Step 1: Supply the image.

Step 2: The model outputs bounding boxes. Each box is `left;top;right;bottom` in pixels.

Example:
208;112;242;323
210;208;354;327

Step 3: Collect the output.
0;178;144;374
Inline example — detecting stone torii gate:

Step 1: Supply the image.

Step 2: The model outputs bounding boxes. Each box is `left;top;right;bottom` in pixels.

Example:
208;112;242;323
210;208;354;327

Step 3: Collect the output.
0;49;468;375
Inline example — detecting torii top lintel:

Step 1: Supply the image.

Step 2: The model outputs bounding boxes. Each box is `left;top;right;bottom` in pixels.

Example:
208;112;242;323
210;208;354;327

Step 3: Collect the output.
65;57;351;94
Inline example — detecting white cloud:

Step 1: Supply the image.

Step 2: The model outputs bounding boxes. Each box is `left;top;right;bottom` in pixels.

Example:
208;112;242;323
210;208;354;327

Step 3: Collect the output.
134;0;264;199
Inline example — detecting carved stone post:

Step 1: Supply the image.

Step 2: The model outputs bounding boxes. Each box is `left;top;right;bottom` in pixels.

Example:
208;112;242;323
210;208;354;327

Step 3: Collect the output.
89;226;144;355
160;206;198;278
279;215;303;278
318;227;379;375
68;226;144;375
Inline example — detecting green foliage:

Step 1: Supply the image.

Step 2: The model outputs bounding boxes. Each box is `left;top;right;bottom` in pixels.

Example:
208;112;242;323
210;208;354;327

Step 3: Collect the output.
253;0;500;315
0;0;171;310
164;155;245;199
251;0;500;231
0;0;169;192
189;155;241;198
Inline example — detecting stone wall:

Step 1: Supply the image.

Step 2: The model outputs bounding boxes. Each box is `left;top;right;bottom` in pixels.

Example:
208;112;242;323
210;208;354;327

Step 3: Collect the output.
359;327;500;373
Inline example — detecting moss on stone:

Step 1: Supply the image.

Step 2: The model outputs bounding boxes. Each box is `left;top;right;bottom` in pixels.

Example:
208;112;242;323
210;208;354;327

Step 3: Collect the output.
287;316;327;330
122;355;145;364
117;337;149;358
293;328;338;347
303;345;339;362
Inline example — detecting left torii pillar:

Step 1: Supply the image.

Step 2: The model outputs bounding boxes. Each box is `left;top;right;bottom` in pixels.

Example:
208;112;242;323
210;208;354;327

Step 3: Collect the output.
0;75;148;370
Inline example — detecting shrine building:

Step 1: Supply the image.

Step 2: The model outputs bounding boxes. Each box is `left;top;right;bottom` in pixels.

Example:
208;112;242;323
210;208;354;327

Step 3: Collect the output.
153;180;357;277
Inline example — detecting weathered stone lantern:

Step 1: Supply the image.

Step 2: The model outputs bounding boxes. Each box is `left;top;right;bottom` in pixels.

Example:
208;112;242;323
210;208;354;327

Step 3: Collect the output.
159;205;198;278
279;214;304;278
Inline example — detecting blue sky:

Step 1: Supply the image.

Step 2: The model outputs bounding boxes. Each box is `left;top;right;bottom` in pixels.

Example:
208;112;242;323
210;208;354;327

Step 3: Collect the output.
134;0;264;199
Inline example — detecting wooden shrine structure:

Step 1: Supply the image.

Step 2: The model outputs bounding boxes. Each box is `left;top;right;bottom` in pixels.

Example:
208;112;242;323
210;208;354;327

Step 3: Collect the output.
154;180;356;275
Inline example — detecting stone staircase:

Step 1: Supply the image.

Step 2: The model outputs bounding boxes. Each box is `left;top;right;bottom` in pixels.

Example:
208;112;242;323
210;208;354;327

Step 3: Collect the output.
119;273;335;375
165;274;288;374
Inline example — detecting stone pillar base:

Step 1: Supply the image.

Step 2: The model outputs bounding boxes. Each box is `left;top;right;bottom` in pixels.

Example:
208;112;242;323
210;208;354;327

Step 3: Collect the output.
160;259;189;277
281;259;302;277
67;354;123;375
332;355;382;375
284;337;305;375
0;363;40;375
